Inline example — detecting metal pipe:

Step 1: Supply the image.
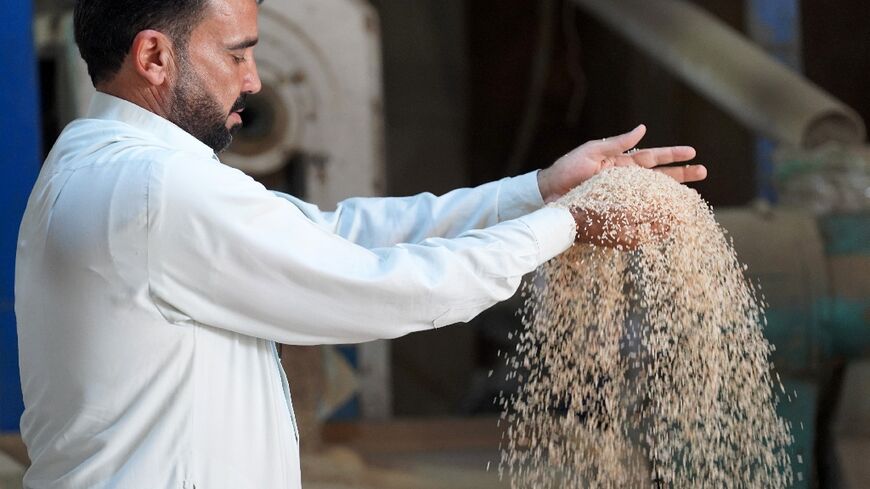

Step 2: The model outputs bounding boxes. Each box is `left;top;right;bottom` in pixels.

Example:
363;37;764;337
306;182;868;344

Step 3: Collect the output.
572;0;866;148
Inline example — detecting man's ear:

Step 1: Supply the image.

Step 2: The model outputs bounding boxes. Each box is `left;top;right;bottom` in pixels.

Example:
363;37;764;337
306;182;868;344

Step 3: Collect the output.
130;29;177;87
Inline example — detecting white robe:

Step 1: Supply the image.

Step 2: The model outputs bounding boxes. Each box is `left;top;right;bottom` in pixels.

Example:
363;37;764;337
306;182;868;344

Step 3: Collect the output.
15;92;575;488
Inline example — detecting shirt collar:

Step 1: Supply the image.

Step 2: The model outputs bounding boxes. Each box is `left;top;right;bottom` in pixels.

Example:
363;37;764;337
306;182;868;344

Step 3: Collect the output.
86;91;216;159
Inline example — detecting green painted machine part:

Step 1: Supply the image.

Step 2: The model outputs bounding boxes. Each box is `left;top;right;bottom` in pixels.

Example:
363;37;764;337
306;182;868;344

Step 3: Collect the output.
817;213;870;361
716;208;870;488
779;379;817;486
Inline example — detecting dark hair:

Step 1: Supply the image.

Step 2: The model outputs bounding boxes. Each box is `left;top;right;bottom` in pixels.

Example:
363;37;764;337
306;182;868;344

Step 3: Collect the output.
74;0;263;86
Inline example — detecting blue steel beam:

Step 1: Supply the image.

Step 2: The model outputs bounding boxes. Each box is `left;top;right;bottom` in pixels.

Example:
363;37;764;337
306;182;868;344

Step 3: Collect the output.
747;0;803;203
1;1;41;431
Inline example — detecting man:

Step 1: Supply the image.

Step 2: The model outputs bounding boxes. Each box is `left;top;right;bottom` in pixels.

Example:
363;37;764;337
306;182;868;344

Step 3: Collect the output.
15;0;706;487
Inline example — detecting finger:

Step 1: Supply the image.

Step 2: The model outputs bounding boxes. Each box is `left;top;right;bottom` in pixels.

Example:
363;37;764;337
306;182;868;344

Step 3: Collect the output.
612;152;656;169
638;146;697;167
657;146;696;164
610;146;695;169
654;164;708;183
601;155;618;170
597;124;646;155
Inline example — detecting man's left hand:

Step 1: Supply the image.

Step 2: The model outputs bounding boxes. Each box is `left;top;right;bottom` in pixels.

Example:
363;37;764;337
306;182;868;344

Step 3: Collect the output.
537;124;707;204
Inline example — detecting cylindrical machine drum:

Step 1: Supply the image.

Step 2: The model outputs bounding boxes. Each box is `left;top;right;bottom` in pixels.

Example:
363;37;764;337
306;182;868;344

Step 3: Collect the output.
817;213;870;359
716;208;870;371
715;208;828;373
573;0;866;148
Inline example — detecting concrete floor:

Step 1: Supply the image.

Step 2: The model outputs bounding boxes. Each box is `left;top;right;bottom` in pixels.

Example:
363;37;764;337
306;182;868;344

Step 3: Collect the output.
0;451;23;489
2;404;869;489
302;448;505;489
0;419;506;489
315;417;506;488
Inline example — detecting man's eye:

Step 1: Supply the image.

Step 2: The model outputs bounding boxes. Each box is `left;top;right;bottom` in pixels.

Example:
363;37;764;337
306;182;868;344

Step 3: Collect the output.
232;55;246;64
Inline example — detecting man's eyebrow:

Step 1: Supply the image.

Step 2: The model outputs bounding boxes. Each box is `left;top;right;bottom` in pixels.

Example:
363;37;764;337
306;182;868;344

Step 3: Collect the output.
226;37;259;50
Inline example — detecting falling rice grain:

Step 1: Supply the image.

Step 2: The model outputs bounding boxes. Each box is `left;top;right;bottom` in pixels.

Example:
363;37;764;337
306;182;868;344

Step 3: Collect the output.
499;167;793;488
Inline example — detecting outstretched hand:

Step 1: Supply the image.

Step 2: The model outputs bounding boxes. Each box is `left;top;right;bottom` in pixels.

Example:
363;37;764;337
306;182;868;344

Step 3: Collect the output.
537;125;707;204
572;207;671;250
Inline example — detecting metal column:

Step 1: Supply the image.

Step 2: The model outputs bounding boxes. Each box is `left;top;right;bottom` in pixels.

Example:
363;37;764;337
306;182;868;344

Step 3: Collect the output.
747;0;803;202
1;2;41;431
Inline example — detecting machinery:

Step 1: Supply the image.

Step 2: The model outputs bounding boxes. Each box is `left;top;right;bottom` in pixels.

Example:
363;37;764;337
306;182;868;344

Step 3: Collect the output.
223;0;385;207
716;146;870;488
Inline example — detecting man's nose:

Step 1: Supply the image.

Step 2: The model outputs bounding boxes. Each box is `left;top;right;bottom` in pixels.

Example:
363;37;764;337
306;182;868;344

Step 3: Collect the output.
243;58;262;94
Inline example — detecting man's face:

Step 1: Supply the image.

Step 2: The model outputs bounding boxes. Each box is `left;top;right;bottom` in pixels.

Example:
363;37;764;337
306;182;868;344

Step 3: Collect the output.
167;0;262;153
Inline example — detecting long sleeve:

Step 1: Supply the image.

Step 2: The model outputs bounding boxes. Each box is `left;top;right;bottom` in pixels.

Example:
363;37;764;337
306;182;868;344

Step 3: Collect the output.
272;171;545;248
148;158;575;346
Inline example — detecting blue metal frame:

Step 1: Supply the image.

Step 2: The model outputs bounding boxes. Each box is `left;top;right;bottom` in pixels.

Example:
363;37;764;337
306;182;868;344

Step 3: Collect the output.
1;1;41;431
747;0;803;203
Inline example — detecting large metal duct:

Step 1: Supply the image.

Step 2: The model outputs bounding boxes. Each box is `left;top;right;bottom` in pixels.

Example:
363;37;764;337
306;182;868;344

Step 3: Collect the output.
572;0;866;148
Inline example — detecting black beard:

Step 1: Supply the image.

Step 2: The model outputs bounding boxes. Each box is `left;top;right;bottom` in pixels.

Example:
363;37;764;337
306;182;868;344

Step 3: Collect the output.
167;57;245;154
